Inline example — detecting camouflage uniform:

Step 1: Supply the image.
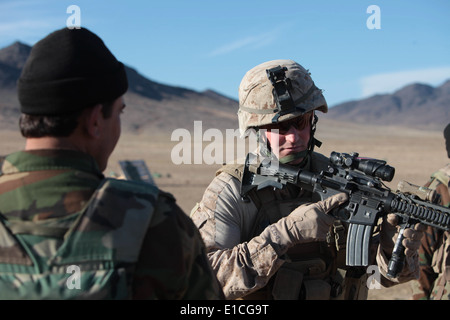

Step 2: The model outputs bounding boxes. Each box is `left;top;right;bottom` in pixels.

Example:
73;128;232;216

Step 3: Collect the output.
412;164;450;299
0;149;223;299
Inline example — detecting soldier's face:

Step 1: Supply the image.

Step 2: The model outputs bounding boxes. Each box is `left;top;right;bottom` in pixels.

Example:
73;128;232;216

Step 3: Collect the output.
264;114;311;165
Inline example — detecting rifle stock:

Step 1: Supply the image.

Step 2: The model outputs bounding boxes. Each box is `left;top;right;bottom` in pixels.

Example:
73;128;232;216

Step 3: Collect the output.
241;152;450;278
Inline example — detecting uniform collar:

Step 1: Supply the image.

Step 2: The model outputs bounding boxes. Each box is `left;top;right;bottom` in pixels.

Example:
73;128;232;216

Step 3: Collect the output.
1;149;104;179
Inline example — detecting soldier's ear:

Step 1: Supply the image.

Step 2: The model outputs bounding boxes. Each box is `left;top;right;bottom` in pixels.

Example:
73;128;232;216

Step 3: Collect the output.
83;104;103;138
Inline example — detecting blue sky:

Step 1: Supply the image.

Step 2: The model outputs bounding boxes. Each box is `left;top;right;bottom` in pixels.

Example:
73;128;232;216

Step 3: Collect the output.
0;0;449;107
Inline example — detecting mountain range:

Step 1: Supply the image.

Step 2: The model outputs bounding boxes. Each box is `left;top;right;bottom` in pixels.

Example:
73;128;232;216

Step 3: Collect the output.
324;80;450;130
0;41;448;134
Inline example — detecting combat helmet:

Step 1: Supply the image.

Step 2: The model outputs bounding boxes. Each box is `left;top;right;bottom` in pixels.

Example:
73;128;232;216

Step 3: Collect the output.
238;59;327;136
238;59;327;163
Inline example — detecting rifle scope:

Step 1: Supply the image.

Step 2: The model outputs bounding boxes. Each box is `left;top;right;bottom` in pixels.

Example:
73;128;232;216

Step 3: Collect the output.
330;152;395;182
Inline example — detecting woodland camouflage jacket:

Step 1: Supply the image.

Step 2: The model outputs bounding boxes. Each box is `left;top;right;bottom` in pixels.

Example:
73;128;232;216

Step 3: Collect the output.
0;149;222;299
411;164;450;300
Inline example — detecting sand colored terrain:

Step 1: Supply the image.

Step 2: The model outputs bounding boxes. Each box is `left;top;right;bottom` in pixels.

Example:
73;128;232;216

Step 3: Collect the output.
1;118;447;300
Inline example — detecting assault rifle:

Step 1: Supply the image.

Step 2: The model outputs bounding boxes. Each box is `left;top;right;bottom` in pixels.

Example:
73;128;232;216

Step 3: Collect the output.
241;152;450;278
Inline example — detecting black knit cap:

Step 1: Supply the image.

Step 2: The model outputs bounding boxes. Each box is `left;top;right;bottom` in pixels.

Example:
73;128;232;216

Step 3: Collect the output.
18;27;128;115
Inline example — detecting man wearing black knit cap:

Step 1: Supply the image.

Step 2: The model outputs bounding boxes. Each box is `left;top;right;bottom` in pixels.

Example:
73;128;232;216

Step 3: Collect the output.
0;27;223;300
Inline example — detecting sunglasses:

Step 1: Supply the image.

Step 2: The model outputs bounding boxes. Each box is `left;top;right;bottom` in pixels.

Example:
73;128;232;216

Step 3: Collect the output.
261;112;313;134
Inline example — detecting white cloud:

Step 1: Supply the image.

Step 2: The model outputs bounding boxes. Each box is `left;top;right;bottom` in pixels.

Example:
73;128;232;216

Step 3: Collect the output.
207;24;290;57
360;66;450;97
0;20;53;34
0;0;61;46
208;35;264;57
0;19;60;48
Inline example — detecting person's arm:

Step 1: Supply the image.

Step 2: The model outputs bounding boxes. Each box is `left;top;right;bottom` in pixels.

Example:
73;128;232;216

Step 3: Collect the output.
411;226;440;299
191;172;280;299
436;182;450;207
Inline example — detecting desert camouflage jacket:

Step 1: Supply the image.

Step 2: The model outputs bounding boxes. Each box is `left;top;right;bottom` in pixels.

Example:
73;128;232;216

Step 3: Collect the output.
0;149;222;300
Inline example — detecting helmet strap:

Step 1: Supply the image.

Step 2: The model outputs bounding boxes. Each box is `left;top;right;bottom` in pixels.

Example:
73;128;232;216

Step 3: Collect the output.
279;150;309;164
309;113;322;152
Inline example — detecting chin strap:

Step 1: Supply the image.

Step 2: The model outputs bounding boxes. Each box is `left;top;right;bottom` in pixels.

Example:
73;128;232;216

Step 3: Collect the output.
278;150;308;164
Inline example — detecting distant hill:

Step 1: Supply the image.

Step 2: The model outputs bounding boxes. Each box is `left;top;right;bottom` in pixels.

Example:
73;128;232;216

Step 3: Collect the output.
324;81;450;130
0;41;239;134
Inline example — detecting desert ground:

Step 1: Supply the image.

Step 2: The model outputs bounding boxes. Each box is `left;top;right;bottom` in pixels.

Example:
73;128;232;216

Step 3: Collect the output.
1;118;447;300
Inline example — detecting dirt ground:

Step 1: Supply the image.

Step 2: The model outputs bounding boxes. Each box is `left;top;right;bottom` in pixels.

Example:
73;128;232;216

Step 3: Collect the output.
1;118;447;300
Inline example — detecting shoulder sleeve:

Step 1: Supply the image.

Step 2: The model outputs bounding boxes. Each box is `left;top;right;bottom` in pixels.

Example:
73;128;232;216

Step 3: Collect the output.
431;165;450;187
132;190;224;300
191;171;258;249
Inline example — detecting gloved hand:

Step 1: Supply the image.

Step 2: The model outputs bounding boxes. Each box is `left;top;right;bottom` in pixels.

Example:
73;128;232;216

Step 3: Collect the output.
256;192;348;254
379;213;426;257
402;224;426;257
379;213;426;279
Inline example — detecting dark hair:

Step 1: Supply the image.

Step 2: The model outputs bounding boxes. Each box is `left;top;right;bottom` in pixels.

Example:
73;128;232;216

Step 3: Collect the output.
19;100;115;138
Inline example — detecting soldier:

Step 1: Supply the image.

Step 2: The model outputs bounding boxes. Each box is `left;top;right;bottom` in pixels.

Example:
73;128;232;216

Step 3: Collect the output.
0;27;223;299
191;59;425;300
412;123;450;299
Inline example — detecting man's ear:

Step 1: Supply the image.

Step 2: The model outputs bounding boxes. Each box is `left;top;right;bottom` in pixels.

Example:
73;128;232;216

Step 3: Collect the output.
84;104;103;138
